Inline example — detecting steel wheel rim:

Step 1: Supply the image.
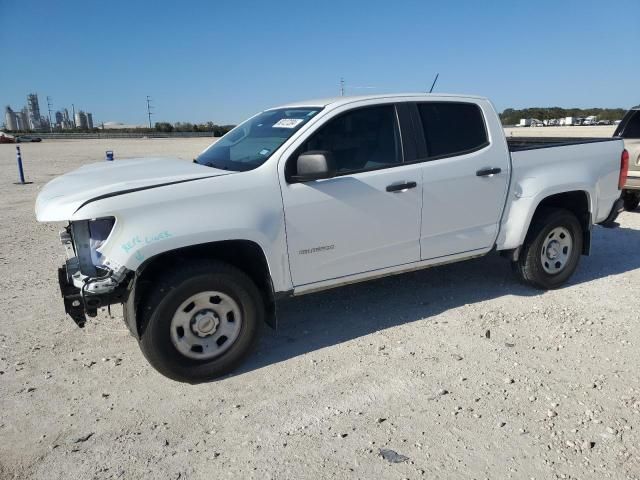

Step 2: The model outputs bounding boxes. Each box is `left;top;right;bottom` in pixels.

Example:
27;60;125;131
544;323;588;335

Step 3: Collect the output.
540;226;573;274
170;291;242;360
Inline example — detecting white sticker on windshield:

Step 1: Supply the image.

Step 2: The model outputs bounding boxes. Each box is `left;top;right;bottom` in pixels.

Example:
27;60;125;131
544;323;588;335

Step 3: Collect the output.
259;149;270;155
273;118;303;129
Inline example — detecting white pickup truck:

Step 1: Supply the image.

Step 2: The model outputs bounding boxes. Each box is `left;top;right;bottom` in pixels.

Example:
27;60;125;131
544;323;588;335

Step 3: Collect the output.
35;94;627;383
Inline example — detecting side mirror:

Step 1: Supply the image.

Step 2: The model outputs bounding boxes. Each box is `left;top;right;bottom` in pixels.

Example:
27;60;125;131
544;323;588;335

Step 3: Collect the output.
291;151;336;182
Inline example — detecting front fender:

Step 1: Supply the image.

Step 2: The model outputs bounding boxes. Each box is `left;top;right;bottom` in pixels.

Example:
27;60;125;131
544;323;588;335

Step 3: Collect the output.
71;167;293;293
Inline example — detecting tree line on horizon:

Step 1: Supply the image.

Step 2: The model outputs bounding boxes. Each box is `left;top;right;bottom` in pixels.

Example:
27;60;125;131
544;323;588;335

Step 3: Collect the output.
500;107;628;125
154;121;235;135
2;122;237;135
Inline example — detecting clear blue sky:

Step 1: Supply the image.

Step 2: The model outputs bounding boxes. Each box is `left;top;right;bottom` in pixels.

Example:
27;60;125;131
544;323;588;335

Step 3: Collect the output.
1;0;638;125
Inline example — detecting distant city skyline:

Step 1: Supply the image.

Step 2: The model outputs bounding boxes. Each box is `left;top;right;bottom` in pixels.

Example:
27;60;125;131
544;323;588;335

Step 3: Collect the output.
4;92;95;132
1;0;638;125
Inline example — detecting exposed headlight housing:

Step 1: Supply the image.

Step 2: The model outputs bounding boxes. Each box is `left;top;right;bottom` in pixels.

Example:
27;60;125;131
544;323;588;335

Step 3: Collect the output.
69;217;115;274
88;217;115;266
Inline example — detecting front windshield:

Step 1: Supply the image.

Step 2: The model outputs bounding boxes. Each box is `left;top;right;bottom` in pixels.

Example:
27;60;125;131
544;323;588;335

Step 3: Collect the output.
196;107;322;171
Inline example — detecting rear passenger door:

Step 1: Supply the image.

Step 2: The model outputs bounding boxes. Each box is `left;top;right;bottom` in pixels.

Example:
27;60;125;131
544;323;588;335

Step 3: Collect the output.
413;101;510;260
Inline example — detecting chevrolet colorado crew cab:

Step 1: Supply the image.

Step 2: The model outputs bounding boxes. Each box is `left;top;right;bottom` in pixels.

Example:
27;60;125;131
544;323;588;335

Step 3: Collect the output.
614;106;640;211
35;94;627;383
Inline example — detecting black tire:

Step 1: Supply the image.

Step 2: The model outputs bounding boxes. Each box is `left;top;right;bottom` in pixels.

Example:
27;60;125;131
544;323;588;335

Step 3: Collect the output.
512;208;583;290
622;191;640;211
137;260;263;383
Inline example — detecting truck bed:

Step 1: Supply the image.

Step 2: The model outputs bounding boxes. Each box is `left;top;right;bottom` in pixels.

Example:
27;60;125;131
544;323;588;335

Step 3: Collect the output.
507;137;618;152
497;135;624;251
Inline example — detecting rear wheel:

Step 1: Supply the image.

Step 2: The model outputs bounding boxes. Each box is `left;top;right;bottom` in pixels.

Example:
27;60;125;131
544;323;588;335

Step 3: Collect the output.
512;208;583;289
138;260;263;383
622;191;640;211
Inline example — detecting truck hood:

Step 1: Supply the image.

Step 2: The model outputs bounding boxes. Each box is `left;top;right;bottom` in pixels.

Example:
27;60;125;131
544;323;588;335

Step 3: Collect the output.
35;157;231;221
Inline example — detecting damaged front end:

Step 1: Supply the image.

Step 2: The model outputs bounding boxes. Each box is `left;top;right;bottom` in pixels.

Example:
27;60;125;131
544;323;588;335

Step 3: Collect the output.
58;218;132;327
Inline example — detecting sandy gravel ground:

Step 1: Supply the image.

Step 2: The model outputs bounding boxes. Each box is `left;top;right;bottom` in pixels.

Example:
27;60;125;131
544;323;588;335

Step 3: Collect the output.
1;138;639;480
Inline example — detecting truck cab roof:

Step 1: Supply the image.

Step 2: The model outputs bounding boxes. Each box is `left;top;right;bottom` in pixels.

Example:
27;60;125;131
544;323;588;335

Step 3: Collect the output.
271;93;489;109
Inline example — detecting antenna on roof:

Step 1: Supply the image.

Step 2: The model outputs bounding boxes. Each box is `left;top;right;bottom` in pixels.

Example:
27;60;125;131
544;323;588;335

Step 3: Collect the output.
429;73;439;93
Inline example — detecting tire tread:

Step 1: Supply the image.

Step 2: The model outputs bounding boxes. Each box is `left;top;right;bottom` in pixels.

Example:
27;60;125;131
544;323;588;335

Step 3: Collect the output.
137;259;263;383
512;208;582;290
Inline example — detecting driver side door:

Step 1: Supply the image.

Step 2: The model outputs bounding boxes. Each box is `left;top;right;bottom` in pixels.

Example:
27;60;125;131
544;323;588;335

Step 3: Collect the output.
279;103;423;287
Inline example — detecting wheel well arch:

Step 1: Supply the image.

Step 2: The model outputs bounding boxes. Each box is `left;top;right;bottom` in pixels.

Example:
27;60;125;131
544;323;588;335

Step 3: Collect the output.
127;240;277;337
530;190;591;255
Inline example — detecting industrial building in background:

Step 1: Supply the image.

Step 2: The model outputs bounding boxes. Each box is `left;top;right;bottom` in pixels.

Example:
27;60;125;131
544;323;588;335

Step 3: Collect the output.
4;106;17;130
3;93;95;132
4;106;30;131
74;111;88;129
26;93;43;130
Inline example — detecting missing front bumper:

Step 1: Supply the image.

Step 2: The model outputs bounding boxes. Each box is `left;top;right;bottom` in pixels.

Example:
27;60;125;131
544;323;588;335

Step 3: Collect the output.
57;264;132;328
58;265;89;327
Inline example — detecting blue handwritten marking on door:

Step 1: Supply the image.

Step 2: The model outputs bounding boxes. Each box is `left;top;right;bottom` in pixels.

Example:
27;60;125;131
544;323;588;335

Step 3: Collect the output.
121;231;172;254
121;236;142;253
144;231;172;243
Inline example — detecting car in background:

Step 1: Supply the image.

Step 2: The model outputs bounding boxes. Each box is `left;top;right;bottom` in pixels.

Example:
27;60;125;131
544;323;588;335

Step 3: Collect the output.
0;132;16;143
16;135;42;143
614;106;640;210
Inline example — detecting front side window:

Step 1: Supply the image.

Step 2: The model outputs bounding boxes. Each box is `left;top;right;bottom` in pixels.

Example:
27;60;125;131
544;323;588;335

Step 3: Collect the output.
196;107;321;171
292;105;402;175
417;102;488;158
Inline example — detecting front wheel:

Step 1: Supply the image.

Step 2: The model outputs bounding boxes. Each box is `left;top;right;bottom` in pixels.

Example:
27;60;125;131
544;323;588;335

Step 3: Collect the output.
512;208;583;290
138;260;263;383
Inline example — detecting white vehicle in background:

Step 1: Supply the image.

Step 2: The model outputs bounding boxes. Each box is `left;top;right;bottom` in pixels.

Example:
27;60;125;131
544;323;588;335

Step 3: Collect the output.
615;106;640;210
35;93;626;383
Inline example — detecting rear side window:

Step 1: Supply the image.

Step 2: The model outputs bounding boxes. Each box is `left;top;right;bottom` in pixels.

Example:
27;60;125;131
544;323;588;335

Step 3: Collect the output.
417;102;488;158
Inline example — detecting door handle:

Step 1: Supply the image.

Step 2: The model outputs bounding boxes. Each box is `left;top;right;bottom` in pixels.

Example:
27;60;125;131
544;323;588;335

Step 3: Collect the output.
476;167;502;177
386;181;417;192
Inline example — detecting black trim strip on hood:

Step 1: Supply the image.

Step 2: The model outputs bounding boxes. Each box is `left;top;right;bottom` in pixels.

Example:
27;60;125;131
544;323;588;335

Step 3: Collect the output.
73;174;225;214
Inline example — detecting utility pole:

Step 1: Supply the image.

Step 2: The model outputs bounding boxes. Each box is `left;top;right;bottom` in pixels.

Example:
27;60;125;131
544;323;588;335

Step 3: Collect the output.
340;77;345;96
146;96;153;129
46;96;54;132
72;103;76;128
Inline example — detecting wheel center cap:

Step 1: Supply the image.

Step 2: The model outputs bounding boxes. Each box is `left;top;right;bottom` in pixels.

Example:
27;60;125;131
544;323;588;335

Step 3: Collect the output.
192;310;219;337
547;240;560;259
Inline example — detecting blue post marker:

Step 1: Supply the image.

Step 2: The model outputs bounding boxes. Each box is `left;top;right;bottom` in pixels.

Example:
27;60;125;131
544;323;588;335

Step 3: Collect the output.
14;145;32;185
105;150;114;161
14;145;33;185
16;146;25;183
